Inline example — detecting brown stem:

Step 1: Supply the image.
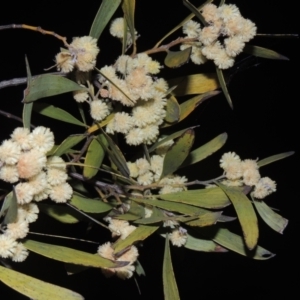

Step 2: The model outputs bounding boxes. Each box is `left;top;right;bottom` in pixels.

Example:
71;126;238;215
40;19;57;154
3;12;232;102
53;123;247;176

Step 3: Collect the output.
142;37;197;56
0;24;69;46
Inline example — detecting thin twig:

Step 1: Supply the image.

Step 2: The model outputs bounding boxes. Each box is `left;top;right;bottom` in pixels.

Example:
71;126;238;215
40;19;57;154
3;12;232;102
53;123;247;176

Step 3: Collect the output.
0;109;35;128
142;37;197;56
28;231;99;244
68;172;125;195
0;24;69;46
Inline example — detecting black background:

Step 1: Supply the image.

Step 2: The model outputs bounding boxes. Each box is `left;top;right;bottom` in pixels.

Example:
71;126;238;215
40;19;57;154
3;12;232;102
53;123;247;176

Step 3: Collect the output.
0;1;299;299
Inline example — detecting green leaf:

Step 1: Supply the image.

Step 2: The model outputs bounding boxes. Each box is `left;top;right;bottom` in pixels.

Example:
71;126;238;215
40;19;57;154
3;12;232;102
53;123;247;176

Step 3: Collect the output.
165;95;180;123
148;126;197;153
33;103;87;127
23;74;85;103
38;204;83;224
98;131;130;178
163;235;180;300
22;55;33;129
116;202;144;221
167;73;219;96
131;197;207;216
218;184;258;250
212;228;275;260
182;0;208;26
122;0;136;53
185;211;222;227
135;260;146;276
257;151;295;167
253;199;288;234
24;239;124;268
87;112;115;134
89;0;122;40
160;128;194;178
176;91;220;123
0;191;18;225
164;47;192;68
70;193;113;214
53;134;86;157
243;45;289;60
180;133;228;168
216;67;233;109
113;225;159;253
83;136;106;179
184;234;228;252
2;189;18;225
0;266;84;300
159;187;230;209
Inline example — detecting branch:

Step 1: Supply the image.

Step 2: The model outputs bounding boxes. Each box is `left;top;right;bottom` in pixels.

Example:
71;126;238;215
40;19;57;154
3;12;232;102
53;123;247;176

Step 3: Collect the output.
0;24;69;46
142;37;197;56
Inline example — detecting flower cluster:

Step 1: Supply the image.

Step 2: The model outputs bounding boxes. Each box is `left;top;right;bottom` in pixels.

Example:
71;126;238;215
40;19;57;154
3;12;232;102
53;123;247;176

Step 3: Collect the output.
220;152;277;199
0;127;72;204
55;36;100;73
181;3;257;69
0;203;39;262
100;53;168;145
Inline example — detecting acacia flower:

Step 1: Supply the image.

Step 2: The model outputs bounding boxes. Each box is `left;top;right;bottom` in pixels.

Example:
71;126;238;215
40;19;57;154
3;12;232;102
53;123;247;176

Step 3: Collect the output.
49;182;73;203
169;228;188;247
0;235;17;259
29;126;54;154
253;177;277;199
11;243;29;262
0;139;21;165
90;99;110;121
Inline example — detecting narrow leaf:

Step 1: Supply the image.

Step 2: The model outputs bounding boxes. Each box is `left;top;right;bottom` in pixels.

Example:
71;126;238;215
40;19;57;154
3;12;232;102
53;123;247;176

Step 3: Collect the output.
83;136;105;179
182;0;208;26
0;266;84;300
160;129;194;178
243;45;289;60
131;197;207;216
115;202;144;221
257;151;294;167
122;0;136;53
53;134;86;157
2;188;18;225
216;67;233;109
165;95;180;123
89;0;122;40
253;199;288;234
23;74;85;103
70;193;113;214
24;239;124;268
184;234;228;252
113;225;159;253
180;133;228;168
163;235;180;300
33;103;87;127
185;211;222;227
159;187;230;209
148;126;197;153
218;184;258;250
176;91;220;124
98;131;130;178
164;48;192;68
87;113;115;134
38;204;83;224
167;73;219;96
22;55;33;129
213;228;275;260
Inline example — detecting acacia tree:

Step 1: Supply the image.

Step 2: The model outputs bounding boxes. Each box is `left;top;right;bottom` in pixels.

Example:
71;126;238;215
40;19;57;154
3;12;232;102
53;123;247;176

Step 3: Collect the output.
0;1;298;299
